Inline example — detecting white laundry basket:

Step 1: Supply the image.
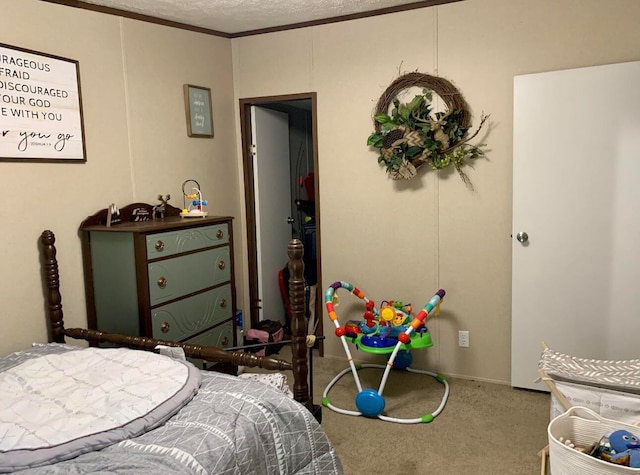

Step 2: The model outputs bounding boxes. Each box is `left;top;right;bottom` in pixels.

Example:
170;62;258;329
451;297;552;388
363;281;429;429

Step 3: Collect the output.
548;406;640;475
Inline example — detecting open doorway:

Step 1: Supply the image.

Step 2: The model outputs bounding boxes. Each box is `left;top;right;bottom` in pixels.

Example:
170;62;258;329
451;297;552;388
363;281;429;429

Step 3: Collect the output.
239;93;323;353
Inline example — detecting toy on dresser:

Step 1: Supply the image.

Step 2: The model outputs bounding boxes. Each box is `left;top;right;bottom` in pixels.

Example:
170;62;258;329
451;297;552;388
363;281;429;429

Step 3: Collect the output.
181;178;208;218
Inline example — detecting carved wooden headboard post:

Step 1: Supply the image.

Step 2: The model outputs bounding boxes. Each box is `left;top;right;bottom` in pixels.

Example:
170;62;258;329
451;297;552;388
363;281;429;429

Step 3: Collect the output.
41;230;66;344
288;239;312;412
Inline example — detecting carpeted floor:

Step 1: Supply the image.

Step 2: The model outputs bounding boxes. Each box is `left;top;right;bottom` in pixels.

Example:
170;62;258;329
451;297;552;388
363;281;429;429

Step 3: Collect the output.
248;347;550;474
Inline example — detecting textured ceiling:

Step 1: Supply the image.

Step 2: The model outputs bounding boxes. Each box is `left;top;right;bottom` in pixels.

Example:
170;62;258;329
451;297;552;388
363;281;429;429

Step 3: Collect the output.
78;0;437;35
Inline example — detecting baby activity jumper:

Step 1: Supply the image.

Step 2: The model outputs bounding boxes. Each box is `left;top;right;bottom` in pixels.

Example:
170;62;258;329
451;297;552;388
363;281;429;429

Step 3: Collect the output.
323;281;449;424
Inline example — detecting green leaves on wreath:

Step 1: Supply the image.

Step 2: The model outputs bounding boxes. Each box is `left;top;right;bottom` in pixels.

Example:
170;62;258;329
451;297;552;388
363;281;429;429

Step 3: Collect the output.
367;88;488;185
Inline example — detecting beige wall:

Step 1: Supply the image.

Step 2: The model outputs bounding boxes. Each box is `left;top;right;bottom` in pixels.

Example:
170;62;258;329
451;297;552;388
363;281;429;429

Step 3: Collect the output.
232;0;640;384
3;0;640;385
0;0;241;355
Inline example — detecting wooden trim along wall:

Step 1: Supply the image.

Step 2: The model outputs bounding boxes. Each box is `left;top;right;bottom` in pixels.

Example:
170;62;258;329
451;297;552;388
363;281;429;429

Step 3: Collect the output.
40;0;464;38
232;0;464;38
40;0;233;37
238;92;324;355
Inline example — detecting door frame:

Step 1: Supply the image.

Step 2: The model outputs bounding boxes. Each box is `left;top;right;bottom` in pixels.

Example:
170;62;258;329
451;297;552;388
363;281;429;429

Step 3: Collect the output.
239;92;323;349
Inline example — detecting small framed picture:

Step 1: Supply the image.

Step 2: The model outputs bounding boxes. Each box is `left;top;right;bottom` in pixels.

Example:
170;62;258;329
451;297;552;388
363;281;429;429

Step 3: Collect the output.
184;84;213;138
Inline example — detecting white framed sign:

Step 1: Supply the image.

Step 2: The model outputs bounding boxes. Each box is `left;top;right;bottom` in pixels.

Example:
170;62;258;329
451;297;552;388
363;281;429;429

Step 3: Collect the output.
0;43;86;162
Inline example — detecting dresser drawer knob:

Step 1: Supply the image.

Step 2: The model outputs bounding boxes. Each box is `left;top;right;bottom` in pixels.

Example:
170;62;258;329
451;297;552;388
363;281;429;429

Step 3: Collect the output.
221;336;229;346
218;260;226;270
216;229;224;239
160;321;170;333
157;277;167;288
220;298;227;308
155;240;165;251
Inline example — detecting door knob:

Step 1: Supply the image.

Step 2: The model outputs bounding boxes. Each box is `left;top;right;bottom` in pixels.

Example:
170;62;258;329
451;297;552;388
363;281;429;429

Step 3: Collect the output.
287;217;295;224
516;232;529;243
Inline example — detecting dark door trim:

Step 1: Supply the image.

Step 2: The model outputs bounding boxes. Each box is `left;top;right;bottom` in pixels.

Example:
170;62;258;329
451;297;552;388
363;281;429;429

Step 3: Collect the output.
239;92;323;350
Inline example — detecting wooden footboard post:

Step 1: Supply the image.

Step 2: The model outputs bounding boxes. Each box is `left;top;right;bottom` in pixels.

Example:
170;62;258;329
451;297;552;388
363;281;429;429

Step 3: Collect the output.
41;230;66;344
288;239;312;412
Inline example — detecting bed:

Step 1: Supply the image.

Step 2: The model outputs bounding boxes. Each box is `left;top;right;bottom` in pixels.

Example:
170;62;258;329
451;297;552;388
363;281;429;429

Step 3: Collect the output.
0;230;342;474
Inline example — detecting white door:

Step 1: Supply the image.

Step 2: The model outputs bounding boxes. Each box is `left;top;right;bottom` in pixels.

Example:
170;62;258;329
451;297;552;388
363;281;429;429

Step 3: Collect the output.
511;61;640;390
251;106;292;323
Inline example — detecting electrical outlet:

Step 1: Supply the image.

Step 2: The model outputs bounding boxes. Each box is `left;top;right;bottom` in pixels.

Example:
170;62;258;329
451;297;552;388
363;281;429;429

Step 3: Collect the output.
458;330;469;348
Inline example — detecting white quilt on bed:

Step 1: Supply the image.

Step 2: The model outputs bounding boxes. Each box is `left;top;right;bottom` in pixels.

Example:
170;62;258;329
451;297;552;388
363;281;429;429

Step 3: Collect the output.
0;347;201;470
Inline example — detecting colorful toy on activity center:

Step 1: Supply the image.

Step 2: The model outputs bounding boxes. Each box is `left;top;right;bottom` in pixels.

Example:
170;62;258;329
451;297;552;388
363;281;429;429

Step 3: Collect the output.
322;281;449;424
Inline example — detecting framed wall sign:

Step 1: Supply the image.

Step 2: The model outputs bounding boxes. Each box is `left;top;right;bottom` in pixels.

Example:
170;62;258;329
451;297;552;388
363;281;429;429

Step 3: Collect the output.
184;84;213;138
0;43;86;162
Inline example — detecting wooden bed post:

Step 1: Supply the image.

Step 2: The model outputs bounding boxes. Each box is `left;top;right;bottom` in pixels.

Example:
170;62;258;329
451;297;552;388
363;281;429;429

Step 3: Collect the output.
41;230;66;344
288;239;312;412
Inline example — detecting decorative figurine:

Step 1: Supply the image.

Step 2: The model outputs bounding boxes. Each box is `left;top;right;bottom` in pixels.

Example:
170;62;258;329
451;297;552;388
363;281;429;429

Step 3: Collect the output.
153;194;170;220
132;207;151;222
106;203;121;227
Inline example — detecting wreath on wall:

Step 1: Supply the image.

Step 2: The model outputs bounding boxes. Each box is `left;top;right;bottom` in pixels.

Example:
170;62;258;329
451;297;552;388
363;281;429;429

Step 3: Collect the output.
367;72;489;187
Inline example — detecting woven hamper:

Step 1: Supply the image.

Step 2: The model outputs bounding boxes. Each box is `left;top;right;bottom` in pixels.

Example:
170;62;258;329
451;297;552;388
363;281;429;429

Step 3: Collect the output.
548;407;640;474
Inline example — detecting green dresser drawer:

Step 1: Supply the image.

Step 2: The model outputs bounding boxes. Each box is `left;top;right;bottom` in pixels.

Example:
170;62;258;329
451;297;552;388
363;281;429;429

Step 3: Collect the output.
146;223;229;259
185;320;234;349
148;246;230;305
151;284;232;340
184;321;234;368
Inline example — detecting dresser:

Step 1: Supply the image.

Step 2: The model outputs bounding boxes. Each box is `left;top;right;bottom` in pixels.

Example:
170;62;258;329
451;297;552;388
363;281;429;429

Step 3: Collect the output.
80;203;236;369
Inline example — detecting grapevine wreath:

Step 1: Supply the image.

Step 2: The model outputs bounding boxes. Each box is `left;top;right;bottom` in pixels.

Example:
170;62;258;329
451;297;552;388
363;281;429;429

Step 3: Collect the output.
367;72;488;187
